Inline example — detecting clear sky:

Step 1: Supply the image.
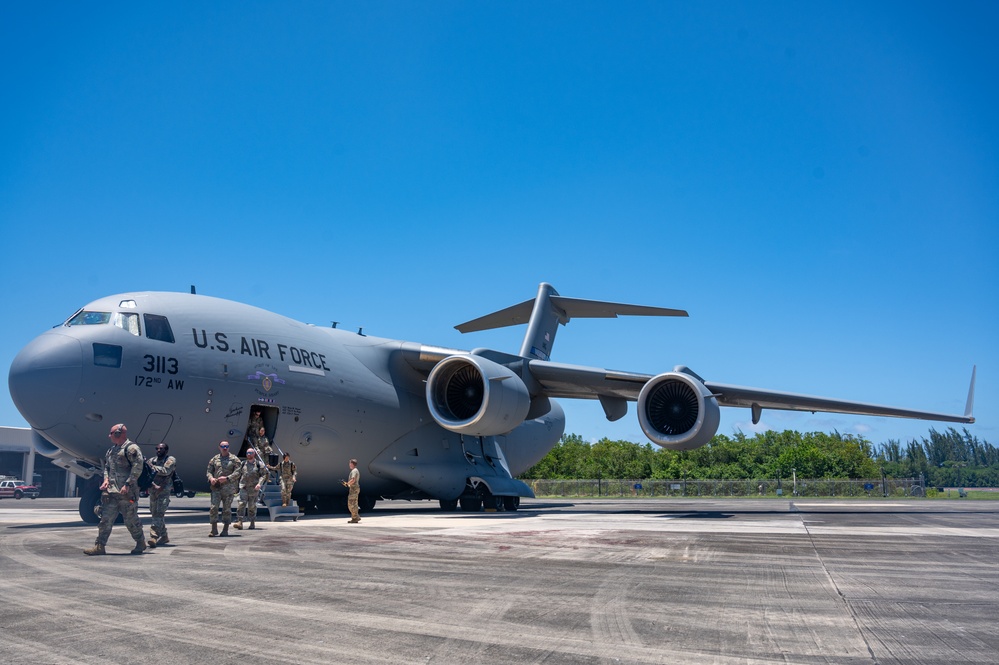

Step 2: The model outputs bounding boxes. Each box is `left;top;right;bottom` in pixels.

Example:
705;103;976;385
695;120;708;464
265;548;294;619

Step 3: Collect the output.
1;2;995;449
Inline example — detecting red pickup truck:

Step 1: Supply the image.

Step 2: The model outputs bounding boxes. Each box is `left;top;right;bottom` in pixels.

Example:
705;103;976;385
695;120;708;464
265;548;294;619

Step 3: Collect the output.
0;479;40;499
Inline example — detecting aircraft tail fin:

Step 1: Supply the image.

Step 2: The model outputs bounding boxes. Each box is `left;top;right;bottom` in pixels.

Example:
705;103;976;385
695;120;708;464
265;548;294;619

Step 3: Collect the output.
454;283;688;361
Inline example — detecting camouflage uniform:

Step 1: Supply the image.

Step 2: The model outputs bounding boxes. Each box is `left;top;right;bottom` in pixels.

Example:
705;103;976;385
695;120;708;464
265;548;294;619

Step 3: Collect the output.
255;432;273;458
236;454;268;528
277;458;296;507
93;439;146;551
254;431;274;484
248;412;264;437
347;465;361;523
146;450;176;545
207;451;242;534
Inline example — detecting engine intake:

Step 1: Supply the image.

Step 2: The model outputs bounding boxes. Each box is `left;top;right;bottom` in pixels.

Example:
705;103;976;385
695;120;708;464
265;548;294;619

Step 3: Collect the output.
427;355;531;437
637;371;720;450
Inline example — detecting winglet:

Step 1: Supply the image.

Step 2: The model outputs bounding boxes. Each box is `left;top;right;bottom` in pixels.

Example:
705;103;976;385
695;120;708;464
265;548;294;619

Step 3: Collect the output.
964;366;976;422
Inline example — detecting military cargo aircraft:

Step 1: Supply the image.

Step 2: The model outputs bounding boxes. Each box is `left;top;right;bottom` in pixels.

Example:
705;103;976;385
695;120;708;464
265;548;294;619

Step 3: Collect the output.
7;283;976;523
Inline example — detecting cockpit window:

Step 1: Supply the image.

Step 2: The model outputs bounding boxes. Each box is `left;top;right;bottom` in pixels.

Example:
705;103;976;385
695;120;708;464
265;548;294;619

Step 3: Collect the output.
144;314;175;343
66;311;111;326
93;343;122;368
113;312;140;336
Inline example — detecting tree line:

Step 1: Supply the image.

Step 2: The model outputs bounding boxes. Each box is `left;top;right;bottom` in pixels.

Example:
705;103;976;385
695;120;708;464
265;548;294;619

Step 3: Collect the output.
520;428;998;487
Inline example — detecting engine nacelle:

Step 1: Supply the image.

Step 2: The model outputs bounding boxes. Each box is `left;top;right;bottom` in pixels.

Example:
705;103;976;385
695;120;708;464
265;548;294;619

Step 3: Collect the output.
637;371;720;451
426;355;531;437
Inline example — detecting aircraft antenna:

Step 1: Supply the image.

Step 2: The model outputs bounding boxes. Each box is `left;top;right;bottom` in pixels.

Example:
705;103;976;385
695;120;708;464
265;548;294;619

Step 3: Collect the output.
331;321;338;328
191;285;197;294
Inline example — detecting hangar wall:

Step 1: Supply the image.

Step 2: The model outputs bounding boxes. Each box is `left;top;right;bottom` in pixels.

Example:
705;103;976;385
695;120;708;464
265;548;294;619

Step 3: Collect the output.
0;426;69;497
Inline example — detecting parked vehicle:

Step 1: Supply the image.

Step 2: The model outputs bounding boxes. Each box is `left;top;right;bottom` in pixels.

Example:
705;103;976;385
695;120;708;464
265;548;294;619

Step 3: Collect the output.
0;478;41;499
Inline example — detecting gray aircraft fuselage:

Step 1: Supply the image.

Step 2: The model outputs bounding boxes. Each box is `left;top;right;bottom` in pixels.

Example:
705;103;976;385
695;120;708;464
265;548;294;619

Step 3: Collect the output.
8;292;565;504
8;282;974;522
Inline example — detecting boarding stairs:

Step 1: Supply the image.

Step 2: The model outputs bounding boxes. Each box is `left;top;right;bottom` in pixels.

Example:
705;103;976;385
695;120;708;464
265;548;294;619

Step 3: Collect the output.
259;477;304;521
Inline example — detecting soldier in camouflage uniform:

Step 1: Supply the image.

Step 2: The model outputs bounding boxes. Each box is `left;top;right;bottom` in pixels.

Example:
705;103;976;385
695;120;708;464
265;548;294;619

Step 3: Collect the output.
146;442;176;548
84;424;147;555
248;409;264;437
276;452;297;507
255;426;278;488
206;441;241;537
234;447;268;530
346;458;361;523
254;426;273;458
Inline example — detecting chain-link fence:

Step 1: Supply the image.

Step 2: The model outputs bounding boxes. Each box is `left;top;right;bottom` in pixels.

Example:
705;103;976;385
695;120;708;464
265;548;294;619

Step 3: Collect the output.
524;477;926;498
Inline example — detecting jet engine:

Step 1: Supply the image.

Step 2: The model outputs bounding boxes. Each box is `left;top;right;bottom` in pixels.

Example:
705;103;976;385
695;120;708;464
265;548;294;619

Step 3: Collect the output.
426;355;531;437
637;371;720;451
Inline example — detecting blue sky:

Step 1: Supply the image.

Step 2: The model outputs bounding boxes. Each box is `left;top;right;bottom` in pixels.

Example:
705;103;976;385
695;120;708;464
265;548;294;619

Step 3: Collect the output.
2;2;995;448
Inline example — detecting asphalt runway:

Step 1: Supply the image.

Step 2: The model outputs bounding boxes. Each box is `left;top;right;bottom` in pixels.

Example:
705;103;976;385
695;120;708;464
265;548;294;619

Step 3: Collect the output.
1;497;997;664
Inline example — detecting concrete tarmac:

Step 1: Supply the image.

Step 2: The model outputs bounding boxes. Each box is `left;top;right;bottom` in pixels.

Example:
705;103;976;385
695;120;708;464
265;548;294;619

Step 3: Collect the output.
1;497;997;664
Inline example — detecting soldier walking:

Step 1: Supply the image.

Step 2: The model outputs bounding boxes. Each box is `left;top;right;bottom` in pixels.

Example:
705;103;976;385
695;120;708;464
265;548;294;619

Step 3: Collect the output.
235;447;267;530
146;442;176;548
276;452;297;507
206;441;241;537
84;424;147;555
346;458;361;523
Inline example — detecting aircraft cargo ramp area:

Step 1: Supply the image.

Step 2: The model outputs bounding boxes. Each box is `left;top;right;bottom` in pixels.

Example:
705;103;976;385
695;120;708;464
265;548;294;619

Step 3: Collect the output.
2;498;998;664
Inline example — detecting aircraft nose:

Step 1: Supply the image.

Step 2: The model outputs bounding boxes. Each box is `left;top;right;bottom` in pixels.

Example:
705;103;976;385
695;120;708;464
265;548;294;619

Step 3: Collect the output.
8;332;84;430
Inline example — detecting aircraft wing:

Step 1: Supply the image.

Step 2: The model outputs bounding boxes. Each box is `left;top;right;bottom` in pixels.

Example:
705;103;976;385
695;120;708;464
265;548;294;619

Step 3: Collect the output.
527;360;976;424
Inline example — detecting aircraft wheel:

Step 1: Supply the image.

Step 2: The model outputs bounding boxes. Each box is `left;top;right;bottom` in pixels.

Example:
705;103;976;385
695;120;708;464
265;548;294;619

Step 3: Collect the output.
358;494;377;512
79;484;101;524
503;496;520;511
439;499;458;512
459;497;482;512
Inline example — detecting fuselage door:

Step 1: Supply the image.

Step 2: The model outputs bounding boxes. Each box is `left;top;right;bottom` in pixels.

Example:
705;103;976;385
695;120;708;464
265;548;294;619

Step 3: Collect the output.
136;413;174;446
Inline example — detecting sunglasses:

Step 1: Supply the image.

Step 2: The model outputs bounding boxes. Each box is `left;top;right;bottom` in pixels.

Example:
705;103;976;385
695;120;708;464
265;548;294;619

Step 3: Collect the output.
219;445;229;449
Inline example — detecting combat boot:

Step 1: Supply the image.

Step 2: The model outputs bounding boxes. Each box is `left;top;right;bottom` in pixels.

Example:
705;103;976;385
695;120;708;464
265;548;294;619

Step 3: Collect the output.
130;539;146;555
158;534;169;545
147;536;158;548
83;543;106;556
209;523;219;537
233;520;243;530
221;523;230;537
249;520;255;530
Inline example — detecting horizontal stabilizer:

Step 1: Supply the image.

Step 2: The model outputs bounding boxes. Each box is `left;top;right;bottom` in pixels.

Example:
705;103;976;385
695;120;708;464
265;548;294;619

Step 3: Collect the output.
456;295;686;333
455;298;535;334
455;283;688;362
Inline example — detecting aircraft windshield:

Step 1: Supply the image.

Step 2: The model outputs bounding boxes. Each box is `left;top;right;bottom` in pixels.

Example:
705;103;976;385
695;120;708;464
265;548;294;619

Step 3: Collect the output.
113;312;140;336
66;311;111;326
